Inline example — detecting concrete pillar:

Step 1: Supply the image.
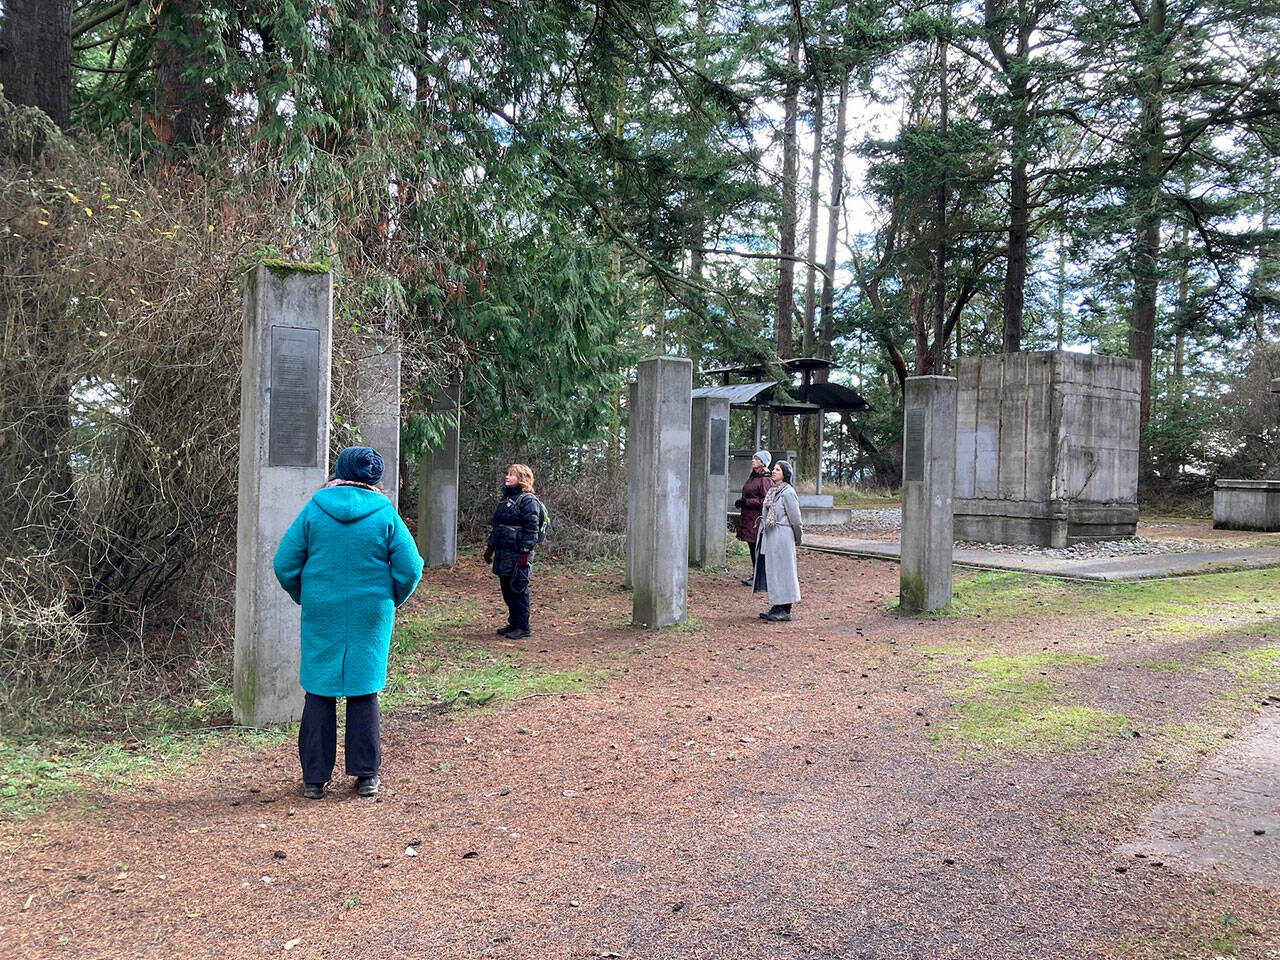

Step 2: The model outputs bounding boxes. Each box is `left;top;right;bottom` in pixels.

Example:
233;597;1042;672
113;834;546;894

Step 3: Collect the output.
630;357;692;628
233;264;332;727
354;342;400;508
624;382;638;590
417;380;461;567
900;375;957;614
689;396;730;567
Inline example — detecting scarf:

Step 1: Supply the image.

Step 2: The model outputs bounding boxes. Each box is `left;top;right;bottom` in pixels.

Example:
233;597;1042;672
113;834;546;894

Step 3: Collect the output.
762;482;787;527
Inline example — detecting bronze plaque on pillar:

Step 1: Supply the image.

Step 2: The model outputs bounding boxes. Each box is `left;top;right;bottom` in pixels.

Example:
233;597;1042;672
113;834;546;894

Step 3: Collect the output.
268;325;321;467
904;405;925;482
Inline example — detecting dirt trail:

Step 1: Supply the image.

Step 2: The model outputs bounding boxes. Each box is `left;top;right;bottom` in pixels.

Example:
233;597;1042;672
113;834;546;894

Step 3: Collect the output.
3;553;1278;959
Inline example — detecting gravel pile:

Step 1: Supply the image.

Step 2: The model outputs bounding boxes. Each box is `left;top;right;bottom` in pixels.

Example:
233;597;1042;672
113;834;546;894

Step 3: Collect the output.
954;537;1231;559
834;508;1230;558
842;508;903;531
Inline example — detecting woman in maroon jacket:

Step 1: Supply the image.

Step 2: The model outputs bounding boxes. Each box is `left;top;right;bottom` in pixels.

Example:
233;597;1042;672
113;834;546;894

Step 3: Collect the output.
734;450;772;586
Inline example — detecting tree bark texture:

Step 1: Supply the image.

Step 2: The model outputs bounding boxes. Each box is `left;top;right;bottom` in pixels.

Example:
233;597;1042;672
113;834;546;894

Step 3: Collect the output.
0;0;71;131
1129;0;1167;449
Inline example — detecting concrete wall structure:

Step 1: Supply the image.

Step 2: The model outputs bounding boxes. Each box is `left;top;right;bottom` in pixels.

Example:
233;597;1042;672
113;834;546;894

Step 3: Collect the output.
233;265;332;727
1214;378;1280;531
353;343;400;508
900;376;956;613
417;380;461;567
629;357;692;628
690;396;730;567
1214;480;1280;531
954;351;1140;547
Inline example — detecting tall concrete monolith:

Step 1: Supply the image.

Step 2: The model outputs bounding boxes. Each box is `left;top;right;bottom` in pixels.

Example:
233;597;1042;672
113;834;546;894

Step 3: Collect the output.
900;375;957;614
354;342;400;508
690;395;730;567
624;382;638;590
234;264;333;727
629;357;692;627
417;380;461;567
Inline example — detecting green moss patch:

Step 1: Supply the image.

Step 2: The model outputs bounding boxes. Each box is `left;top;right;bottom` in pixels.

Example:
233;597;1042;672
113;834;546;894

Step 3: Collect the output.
385;604;605;710
933;652;1130;753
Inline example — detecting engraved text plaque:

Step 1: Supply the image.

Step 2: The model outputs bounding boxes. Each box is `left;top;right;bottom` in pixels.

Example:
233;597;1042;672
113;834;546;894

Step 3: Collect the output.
904;405;925;483
269;326;320;467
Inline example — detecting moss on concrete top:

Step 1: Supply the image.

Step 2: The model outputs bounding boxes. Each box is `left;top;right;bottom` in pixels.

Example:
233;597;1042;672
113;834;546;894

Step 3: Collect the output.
259;257;330;274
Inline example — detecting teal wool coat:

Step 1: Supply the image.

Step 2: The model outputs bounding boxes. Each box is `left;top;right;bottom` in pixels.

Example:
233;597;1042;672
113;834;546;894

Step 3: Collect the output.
273;485;424;697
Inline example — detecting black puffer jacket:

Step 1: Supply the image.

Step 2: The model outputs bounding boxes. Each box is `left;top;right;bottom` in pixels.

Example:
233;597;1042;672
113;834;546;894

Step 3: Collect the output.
486;487;540;577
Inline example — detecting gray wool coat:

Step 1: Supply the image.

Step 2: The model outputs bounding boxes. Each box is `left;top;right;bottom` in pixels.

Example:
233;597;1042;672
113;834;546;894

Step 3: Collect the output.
754;482;803;606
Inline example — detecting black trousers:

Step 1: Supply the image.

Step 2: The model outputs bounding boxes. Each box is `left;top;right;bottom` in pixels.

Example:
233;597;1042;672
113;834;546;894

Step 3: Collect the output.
298;691;380;784
499;573;531;630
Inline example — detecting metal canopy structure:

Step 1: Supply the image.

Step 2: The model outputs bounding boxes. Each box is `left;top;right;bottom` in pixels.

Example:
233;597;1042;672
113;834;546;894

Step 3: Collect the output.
696;358;870;494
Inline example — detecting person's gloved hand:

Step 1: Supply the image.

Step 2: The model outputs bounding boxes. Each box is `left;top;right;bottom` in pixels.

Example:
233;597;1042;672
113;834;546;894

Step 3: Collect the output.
517;553;530;568
483;546;493;562
734;498;746;509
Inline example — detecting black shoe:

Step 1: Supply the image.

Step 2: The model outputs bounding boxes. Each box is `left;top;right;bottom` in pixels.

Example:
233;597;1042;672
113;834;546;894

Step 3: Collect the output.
763;609;792;622
758;610;771;619
496;626;513;636
356;775;380;797
303;782;325;800
741;576;754;586
504;627;531;640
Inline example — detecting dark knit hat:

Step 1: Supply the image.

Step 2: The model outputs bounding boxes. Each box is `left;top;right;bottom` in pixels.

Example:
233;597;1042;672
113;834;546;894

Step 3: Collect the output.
335;446;384;485
774;459;793;483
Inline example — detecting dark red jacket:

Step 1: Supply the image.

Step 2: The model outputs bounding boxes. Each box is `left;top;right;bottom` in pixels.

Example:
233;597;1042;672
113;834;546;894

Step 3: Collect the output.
736;470;772;544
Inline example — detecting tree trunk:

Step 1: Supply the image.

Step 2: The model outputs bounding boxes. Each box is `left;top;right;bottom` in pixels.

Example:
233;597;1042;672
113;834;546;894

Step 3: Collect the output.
153;0;221;150
776;29;800;362
992;8;1035;354
802;77;825;355
931;31;949;371
773;25;800;454
817;52;850;369
0;0;71;131
1129;0;1166;461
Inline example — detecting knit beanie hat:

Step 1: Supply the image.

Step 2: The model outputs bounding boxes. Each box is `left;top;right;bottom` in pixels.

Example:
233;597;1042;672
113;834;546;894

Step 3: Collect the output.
753;450;771;469
334;446;384;485
774;459;794;483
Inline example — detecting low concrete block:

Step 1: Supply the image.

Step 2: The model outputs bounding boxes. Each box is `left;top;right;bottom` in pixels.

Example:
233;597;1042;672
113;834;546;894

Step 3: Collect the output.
1214;480;1280;532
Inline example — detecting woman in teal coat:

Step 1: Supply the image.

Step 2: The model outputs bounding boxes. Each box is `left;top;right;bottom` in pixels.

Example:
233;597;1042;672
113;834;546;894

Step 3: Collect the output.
273;446;423;800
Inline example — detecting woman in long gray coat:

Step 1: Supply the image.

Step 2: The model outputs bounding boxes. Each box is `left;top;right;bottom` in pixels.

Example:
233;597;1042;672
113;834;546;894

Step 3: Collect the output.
753;459;803;621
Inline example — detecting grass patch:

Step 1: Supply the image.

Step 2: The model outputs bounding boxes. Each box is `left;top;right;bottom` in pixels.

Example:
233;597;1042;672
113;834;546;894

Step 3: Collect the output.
942;569;1280;637
384;606;606;710
1200;644;1280;708
932;652;1131;753
0;726;286;824
819;484;901;509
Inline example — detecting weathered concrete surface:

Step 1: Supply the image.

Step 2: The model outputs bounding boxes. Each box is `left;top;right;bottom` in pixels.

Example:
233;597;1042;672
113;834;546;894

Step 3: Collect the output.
955;351;1140;546
899;376;956;612
804;533;1280;582
417;380;461;567
1214;479;1280;532
353;342;400;508
629;357;692;628
233;265;332;727
689;396;730;568
1118;710;1280;888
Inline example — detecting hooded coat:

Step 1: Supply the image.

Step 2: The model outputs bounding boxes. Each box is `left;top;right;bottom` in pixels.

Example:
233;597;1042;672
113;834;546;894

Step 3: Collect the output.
273;485;424;697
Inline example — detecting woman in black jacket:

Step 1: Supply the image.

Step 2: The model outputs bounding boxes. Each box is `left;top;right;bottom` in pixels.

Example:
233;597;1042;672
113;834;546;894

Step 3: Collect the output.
483;463;541;640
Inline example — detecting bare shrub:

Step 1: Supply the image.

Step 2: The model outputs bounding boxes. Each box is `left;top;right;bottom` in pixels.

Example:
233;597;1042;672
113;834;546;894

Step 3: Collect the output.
455;444;627;562
0;98;451;734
